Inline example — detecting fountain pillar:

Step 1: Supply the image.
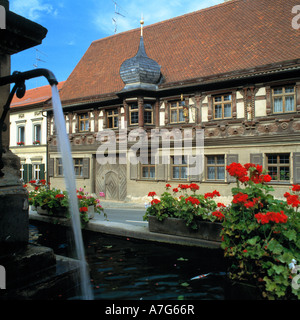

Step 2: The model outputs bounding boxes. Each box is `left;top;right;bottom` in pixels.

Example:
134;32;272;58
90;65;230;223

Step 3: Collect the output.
0;0;47;245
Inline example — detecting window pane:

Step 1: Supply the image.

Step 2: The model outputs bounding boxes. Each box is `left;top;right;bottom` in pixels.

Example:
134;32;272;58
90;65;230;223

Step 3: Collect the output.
207;156;215;165
224;95;231;101
285;86;294;93
108;117;113;128
268;155;277;164
217;167;225;180
207;167;215;180
144;111;152;124
214;96;222;103
215;105;222;118
279;167;290;181
173;167;180;179
114;117;119;128
216;155;225;165
285;96;294;112
224;104;231;117
181;167;187;179
178;109;184;122
19;127;25;142
34;125;41;141
142;167;148;178
273;87;283;94
268;167;277;179
149;167;155;178
131;112;138;124
279;154;289;164
171;110;177;122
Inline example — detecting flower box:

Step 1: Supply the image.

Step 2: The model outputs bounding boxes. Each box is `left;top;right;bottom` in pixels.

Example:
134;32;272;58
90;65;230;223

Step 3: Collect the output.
148;216;222;242
36;206;68;218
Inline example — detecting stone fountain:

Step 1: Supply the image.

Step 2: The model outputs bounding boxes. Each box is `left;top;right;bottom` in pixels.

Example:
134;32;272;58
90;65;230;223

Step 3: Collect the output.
0;0;79;299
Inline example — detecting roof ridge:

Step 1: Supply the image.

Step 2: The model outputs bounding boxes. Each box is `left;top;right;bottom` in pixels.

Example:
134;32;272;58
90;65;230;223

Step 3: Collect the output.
91;0;242;45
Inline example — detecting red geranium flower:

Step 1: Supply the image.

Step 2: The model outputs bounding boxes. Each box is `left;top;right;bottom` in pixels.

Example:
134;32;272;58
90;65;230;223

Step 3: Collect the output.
189;183;199;192
185;196;200;206
151;199;161;205
79;207;88;212
292;184;300;192
148;192;157;197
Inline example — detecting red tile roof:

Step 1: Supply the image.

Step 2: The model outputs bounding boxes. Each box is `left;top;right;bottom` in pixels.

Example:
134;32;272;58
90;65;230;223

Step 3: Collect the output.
11;81;65;108
60;0;300;106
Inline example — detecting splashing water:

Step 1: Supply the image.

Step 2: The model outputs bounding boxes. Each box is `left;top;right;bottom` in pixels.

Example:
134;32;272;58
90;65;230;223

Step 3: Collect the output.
51;85;93;300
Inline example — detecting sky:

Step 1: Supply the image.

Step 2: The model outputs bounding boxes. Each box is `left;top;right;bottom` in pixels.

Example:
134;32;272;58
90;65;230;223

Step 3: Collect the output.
10;0;223;89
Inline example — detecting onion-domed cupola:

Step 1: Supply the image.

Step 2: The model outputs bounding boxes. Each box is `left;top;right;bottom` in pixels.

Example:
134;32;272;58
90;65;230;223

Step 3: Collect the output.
120;18;161;92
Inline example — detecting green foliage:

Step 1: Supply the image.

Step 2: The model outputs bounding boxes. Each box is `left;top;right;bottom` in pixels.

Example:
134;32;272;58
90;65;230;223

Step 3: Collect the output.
143;184;223;229
26;183;107;228
222;162;300;300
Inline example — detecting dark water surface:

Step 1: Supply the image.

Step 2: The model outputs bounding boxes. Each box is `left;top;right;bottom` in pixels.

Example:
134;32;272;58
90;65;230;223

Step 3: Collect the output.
30;222;231;300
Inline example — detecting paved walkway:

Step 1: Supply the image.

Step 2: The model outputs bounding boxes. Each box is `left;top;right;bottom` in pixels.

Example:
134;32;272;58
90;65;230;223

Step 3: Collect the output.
29;208;221;249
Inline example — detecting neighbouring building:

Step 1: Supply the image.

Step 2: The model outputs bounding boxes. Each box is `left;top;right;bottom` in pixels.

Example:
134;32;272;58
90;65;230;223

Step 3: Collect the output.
46;0;300;202
10;82;64;183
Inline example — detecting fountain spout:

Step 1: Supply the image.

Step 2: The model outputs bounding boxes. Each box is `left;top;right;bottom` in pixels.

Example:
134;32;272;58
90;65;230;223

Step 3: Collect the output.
0;68;58;177
0;68;58;87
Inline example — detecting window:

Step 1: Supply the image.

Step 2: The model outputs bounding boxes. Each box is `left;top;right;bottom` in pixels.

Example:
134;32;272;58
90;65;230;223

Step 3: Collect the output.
33;124;41;144
56;158;63;176
74;158;83;177
18;126;25;144
171;156;187;180
170;101;185;123
129;104;139;125
20;164;25;181
213;94;232;119
267;153;290;181
141;157;155;179
79;113;89;132
33;164;41;180
144;104;153;124
206;155;225;180
107;109;119;129
272;86;296;113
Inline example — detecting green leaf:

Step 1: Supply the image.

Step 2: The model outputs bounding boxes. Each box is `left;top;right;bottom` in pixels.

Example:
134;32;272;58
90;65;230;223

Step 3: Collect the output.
247;236;259;245
282;229;297;242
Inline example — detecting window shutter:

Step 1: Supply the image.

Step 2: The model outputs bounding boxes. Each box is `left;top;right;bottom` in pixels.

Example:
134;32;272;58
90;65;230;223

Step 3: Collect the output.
28;164;32;182
226;154;238;183
23;164;28;183
129;155;138;180
250;153;263;166
156;164;166;181
130;163;138;180
293;153;300;184
188;155;203;182
156;155;167;181
48;158;54;177
83;158;90;179
39;164;45;180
